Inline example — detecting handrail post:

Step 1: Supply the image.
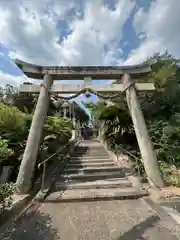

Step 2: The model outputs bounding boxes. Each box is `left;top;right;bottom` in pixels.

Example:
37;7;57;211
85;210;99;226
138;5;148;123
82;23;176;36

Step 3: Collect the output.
41;162;46;191
38;140;79;192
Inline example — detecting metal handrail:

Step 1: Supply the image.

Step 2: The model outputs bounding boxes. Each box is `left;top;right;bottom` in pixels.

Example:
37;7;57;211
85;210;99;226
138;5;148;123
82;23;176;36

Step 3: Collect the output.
38;139;78;191
116;145;162;190
38;143;69;169
114;146;143;177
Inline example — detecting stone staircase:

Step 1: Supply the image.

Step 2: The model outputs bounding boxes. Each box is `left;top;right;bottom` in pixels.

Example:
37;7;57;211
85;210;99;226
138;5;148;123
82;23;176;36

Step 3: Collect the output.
46;140;147;202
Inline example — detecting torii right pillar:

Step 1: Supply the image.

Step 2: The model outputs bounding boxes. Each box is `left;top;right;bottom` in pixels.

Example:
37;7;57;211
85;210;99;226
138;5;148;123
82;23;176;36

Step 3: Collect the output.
122;73;165;188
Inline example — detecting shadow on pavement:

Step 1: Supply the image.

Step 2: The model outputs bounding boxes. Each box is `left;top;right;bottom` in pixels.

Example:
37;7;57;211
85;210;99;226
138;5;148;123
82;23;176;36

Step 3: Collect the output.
0;204;60;240
118;215;159;240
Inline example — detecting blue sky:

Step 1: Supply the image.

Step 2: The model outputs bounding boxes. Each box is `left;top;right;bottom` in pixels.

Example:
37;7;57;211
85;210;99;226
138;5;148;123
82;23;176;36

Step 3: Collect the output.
0;0;180;106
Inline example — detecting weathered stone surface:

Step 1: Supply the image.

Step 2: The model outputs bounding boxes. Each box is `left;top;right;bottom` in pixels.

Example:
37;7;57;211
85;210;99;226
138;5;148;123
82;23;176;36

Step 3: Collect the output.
45;140;146;201
122;73;165;188
45;188;148;202
19;83;155;93
16;73;54;193
1;199;179;239
1;141;179;239
54;178;132;190
66;162;115;167
15;58;152;80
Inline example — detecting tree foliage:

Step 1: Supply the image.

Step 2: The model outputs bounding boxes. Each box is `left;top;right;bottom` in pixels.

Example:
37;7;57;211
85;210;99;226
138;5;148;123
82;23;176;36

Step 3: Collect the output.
0;140;14;162
0;183;17;212
82;100;107;121
84;52;180;186
0;84;36;113
0;103;30;136
139;52;180;166
44;116;73;143
0;85;74;184
0;83;77;207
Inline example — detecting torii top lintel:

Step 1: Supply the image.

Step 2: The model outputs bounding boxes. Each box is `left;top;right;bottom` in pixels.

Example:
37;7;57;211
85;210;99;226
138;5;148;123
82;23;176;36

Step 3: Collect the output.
15;59;152;80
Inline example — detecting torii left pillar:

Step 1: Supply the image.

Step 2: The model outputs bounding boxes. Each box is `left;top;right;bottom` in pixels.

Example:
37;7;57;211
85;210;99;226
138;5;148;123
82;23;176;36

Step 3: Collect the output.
16;73;53;194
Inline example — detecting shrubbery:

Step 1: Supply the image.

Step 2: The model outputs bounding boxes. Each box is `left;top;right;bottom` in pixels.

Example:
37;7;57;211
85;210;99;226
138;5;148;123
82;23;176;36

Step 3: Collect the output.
44;116;73;143
0;140;14;162
0;183;17;212
0;103;30;136
0;89;73;209
84;52;180;186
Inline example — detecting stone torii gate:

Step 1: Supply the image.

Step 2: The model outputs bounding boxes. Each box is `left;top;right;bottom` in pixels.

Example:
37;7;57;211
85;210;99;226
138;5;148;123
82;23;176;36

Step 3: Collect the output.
15;59;165;193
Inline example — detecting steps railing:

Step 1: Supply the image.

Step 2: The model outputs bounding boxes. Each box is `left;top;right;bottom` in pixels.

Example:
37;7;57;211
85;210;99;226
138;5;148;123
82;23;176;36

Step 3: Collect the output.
113;145;162;190
38;139;79;191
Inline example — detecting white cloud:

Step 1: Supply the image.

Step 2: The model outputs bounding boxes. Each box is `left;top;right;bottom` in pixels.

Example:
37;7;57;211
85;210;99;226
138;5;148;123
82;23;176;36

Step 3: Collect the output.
133;8;148;35
125;0;180;65
0;71;25;86
60;0;135;66
0;0;135;66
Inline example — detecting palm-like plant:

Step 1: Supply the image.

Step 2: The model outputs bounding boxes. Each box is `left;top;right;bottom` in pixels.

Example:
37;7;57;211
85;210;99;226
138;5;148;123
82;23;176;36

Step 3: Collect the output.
97;104;134;150
98;105;132;134
82;99;134;150
82;100;107;121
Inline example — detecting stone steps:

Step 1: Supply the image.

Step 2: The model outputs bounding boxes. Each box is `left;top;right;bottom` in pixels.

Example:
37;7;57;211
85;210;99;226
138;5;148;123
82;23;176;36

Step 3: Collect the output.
74;150;107;153
66;162;115;168
69;157;111;161
60;171;126;182
72;154;109;159
54;178;132;190
46;188;148;202
68;162;115;166
68;161;114;166
46;140;148;202
68;161;113;166
63;166;121;174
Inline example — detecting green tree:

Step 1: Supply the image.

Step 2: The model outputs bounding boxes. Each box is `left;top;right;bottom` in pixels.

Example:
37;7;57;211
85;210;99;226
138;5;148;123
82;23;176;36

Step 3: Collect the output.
82;100;107;121
0;103;30;137
0;103;31;165
0;84;18;106
82;52;180;186
0;84;36;113
44;116;73;144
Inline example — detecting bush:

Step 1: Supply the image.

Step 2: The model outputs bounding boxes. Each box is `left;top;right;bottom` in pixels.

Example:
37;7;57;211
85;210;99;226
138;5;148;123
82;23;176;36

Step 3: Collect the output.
0;103;31;149
0;183;17;212
44;116;73;143
0;140;14;162
0;103;27;134
91;52;180;186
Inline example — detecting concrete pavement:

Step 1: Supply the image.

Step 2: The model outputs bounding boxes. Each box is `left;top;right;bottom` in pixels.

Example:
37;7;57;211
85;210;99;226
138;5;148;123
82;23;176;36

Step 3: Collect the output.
1;199;180;240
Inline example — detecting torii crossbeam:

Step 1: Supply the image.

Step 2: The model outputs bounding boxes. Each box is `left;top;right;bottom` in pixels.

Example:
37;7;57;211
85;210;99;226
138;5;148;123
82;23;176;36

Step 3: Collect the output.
16;58;151;80
15;59;165;194
17;58;154;93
